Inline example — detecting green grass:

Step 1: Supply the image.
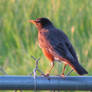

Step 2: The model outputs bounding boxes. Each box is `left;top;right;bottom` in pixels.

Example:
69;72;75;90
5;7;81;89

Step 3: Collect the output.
0;0;92;92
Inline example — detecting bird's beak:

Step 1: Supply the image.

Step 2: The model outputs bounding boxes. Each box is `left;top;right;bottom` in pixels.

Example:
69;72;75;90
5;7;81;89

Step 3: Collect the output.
29;20;36;25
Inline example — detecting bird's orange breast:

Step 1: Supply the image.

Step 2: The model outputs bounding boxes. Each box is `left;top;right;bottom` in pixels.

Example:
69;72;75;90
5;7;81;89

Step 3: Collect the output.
42;48;54;62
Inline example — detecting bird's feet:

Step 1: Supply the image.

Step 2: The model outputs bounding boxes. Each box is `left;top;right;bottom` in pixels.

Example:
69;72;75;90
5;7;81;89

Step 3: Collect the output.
41;73;49;77
45;73;49;77
61;73;65;78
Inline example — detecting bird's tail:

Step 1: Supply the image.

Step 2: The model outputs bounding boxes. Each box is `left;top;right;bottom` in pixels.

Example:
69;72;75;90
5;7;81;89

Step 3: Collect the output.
70;62;88;75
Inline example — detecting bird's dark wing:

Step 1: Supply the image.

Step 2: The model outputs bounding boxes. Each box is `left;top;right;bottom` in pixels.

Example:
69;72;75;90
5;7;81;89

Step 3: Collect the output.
49;39;75;62
64;40;78;61
49;29;78;62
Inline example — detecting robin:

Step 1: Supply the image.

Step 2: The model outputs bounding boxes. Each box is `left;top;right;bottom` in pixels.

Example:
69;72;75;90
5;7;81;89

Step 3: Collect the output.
29;17;88;77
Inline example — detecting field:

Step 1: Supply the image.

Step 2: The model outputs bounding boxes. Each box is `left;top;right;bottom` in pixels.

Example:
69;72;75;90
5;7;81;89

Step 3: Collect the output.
0;0;92;92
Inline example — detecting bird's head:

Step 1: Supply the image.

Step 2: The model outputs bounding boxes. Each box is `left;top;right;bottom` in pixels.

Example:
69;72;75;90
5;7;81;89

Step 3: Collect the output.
29;18;53;30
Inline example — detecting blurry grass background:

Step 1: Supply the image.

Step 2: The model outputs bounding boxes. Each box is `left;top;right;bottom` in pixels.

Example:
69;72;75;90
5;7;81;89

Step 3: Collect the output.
0;0;92;92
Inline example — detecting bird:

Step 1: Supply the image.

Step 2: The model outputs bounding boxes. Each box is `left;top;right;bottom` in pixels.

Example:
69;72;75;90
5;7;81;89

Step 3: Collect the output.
29;17;88;77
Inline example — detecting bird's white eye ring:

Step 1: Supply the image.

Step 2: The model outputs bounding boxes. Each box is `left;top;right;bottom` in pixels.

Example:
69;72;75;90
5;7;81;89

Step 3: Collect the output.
35;20;41;23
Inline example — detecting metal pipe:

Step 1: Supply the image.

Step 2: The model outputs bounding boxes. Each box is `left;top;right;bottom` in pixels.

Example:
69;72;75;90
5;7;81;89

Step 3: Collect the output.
0;76;92;90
